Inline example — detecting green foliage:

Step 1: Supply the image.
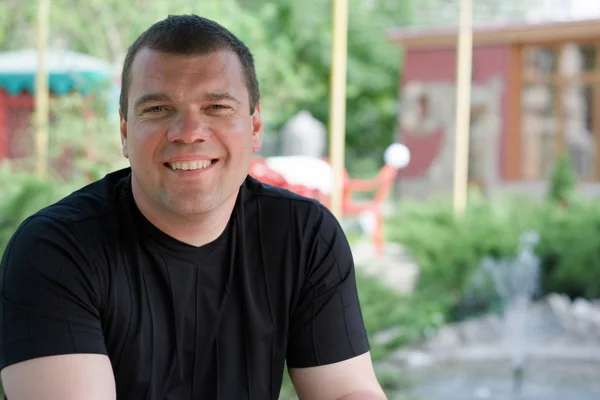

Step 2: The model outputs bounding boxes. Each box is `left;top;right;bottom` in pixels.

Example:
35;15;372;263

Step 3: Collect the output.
240;0;412;171
0;162;82;255
548;150;576;205
0;3;10;45
534;197;600;298
0;90;125;256
356;273;445;359
47;92;128;181
356;273;444;398
386;193;600;322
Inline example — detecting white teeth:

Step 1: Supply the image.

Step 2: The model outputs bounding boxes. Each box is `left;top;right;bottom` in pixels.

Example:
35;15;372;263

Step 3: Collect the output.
169;160;213;171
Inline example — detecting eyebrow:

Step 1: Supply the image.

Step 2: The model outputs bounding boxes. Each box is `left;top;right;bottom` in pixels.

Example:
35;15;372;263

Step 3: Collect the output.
132;91;241;113
133;93;172;114
202;92;241;106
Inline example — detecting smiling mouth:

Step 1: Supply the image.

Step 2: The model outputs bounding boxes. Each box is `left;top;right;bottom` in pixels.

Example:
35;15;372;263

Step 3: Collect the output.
164;159;218;171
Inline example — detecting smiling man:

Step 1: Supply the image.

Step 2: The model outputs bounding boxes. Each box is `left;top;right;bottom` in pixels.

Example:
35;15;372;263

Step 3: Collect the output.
0;15;386;400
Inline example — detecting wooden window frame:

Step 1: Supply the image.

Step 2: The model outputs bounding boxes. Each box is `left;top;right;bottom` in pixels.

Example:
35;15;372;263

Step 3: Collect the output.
509;39;600;181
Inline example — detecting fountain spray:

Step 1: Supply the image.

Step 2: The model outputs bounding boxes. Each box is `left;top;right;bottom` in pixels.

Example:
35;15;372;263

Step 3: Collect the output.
480;231;541;395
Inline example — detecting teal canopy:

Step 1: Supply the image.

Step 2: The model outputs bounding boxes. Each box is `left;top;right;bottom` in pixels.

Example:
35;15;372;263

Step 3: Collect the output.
0;49;113;95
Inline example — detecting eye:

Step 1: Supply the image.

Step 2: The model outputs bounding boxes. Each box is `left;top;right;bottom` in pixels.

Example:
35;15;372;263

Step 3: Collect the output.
209;104;229;110
145;106;168;113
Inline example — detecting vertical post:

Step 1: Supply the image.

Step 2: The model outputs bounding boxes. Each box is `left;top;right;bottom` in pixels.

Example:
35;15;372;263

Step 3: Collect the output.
35;0;51;179
452;0;473;216
328;0;349;220
506;44;523;181
555;44;566;163
594;45;600;180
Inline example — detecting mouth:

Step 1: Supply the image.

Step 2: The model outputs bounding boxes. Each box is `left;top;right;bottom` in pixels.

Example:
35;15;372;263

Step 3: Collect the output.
164;159;219;172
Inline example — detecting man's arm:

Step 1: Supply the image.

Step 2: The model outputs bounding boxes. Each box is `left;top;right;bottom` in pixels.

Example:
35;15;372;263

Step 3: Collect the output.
289;352;386;400
0;216;111;399
285;204;386;399
1;354;116;400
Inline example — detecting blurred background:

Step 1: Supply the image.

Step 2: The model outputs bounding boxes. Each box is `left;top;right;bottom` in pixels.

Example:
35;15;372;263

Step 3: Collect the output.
1;0;600;399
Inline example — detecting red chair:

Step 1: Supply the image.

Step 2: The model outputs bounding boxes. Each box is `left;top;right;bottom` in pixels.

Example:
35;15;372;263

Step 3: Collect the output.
249;157;327;201
313;164;398;255
249;143;410;256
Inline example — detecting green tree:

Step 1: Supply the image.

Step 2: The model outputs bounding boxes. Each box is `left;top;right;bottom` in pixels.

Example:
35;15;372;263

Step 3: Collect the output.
548;150;576;206
239;0;413;172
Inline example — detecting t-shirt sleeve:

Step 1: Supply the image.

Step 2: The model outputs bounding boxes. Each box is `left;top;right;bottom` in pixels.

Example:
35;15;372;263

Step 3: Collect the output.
0;215;108;370
286;205;370;368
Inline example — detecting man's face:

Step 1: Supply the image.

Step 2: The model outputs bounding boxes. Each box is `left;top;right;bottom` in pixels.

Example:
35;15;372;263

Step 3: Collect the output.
120;48;263;218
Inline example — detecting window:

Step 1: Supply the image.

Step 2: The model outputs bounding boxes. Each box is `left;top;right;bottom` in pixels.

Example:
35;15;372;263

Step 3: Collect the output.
519;42;600;181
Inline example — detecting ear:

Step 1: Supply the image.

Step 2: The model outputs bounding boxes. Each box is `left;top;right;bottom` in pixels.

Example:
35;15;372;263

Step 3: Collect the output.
119;110;129;159
251;103;263;153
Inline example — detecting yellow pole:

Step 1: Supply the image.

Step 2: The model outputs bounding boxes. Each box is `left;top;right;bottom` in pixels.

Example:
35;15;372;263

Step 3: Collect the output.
35;0;51;179
452;0;473;216
328;0;349;221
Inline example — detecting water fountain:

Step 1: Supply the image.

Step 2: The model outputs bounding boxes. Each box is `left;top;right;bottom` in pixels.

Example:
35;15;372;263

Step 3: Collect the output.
388;230;600;400
478;230;541;396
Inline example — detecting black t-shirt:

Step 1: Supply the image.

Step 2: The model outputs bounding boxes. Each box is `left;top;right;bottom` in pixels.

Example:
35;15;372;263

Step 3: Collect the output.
0;168;370;399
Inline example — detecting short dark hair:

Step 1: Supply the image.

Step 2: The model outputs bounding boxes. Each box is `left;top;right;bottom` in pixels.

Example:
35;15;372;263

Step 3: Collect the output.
120;14;260;119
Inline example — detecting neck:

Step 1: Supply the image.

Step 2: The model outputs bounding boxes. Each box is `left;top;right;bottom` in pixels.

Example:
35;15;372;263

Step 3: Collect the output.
132;185;238;248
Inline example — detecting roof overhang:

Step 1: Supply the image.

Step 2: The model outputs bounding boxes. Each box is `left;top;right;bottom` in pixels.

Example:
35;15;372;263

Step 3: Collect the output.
387;18;600;49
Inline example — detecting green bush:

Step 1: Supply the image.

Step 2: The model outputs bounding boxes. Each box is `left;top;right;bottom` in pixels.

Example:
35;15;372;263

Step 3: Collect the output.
356;273;446;360
535;196;600;298
0;163;84;255
548;150;576;205
386;192;600;322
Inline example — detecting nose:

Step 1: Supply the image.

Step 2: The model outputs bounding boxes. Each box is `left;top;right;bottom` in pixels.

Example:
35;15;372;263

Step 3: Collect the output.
167;109;211;144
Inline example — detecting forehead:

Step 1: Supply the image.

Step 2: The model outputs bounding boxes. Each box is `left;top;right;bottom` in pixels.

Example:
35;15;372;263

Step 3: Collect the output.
128;48;246;100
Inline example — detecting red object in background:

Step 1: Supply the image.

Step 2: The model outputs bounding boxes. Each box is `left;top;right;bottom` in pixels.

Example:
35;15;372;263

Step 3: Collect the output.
0;89;35;160
248;157;401;255
248;158;288;188
0;90;5;159
399;128;444;177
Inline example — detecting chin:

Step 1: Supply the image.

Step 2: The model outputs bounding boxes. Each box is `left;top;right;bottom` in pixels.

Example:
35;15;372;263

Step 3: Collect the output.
161;191;213;215
174;198;216;216
163;182;240;216
170;203;214;217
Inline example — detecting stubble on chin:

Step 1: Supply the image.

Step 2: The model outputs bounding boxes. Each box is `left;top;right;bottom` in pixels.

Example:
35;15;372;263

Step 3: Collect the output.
160;188;214;216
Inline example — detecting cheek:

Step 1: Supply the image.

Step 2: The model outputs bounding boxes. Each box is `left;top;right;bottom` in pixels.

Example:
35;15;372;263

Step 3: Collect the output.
218;119;255;153
128;125;164;162
227;132;254;155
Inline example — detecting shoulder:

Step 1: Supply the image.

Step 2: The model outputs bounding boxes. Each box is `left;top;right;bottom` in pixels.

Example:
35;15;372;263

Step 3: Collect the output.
241;175;348;254
0;214;90;297
242;174;320;206
35;168;132;226
1;168;132;272
242;176;340;234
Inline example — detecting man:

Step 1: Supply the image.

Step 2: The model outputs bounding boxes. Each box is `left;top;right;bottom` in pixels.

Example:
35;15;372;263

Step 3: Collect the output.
0;15;386;400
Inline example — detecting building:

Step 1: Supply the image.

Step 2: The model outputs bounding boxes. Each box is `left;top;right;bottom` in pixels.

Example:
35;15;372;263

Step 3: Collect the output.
0;49;114;160
388;18;600;197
